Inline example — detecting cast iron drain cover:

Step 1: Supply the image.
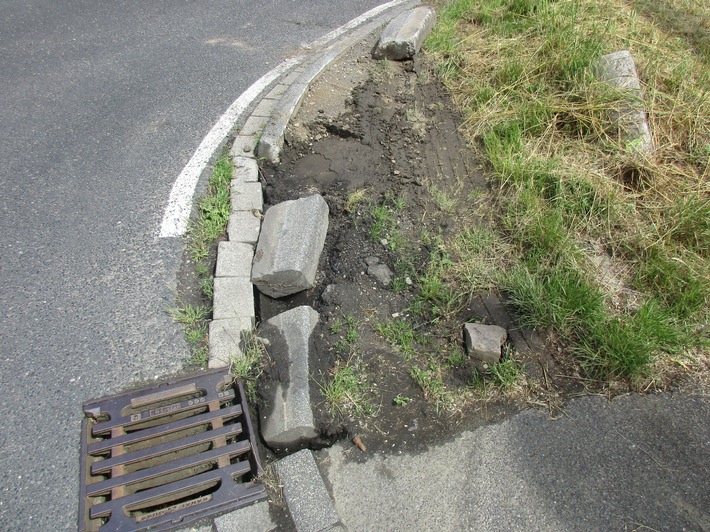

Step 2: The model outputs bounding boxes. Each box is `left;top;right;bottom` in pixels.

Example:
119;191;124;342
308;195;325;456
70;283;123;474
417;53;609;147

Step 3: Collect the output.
79;369;266;531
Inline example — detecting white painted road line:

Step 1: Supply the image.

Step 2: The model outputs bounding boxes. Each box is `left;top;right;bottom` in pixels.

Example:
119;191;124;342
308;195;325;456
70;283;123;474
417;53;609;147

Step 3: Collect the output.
158;0;415;238
158;57;299;238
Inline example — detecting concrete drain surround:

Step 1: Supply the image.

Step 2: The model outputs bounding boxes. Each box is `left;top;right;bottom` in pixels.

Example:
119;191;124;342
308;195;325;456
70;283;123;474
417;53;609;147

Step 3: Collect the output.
79;369;265;531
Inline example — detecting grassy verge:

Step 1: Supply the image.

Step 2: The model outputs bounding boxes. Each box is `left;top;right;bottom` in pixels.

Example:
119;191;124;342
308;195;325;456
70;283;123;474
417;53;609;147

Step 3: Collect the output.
170;153;233;367
424;0;708;384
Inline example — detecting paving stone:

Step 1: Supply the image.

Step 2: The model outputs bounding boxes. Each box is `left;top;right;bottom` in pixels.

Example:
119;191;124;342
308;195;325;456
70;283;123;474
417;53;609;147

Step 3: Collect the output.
259;306;319;451
251;97;278;118
208;317;254;369
233;156;259;184
238;115;268;138
215;241;254;278
598;50;654;155
252;194;329;298
212;277;255;321
231;181;264;213
464;322;507;364
228;210;262;245
373;6;436;61
277;450;340;532
214;501;277;532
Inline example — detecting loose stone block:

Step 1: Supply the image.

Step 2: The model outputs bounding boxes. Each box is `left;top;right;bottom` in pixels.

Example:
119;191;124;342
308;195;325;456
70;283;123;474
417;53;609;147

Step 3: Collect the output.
464;323;507;364
232;156;259;184
212;277;255;322
208;317;254;369
598;50;654;155
228;210;262;245
277;450;340;532
215;241;254;278
231;181;263;213
372;6;436;61
252;194;329;298
259;306;319;451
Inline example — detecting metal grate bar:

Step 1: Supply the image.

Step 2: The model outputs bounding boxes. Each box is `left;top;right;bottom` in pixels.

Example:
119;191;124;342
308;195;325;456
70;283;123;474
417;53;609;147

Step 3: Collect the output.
86;440;251;497
91;423;242;475
87;404;243;454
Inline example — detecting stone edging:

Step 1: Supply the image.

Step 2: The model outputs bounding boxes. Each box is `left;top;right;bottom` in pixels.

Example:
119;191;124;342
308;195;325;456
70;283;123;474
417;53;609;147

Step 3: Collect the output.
206;3;427;531
208;0;419;370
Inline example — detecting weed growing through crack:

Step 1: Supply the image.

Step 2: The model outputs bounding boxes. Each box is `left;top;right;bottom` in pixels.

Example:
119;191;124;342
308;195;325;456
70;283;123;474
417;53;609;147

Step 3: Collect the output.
174;152;234;367
230;330;269;403
168;303;210;366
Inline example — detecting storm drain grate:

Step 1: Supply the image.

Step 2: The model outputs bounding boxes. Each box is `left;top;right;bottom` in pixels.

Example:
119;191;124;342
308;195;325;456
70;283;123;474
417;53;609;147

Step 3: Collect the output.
79;368;266;531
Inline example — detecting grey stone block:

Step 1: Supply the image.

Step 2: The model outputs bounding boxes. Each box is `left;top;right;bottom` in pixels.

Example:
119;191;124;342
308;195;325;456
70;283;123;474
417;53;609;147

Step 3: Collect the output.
257;82;309;164
208;317;254;369
239;115;268;137
233;156;259;184
231;181;264;213
251;97;278;118
214;500;277;532
252;194;329;298
598;50;654;155
228;210;262;245
259;306;319;450
213;277;255;321
216;241;254;278
373;6;436;61
277;450;340;532
230;135;259;157
464;323;507;364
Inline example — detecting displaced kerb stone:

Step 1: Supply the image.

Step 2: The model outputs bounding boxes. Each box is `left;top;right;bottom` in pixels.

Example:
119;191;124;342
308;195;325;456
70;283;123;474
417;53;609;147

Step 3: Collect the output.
212;277;255;322
208;317;254;369
277;450;340;532
231;181;264;213
259;306;320;451
598;50;654;155
215;241;254;278
464;323;507;364
228;210;262;245
251;194;329;298
373;6;436;61
232;156;259;184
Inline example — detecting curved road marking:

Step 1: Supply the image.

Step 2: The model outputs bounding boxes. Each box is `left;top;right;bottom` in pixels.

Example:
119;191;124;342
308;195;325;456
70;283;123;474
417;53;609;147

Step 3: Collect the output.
158;0;412;238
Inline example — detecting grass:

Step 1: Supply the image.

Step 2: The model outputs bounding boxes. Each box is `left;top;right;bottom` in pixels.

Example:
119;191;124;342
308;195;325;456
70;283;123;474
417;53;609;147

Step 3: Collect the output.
173;152;234;368
320;357;378;418
230;329;269;402
424;0;709;383
367;195;405;250
168;303;210;366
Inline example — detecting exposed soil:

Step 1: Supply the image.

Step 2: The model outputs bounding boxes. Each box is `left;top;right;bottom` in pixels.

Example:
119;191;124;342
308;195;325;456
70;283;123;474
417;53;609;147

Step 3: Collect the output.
255;43;584;459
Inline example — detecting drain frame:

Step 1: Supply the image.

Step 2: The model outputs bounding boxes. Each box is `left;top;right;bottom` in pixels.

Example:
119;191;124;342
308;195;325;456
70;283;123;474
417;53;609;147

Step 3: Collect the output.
79;369;266;531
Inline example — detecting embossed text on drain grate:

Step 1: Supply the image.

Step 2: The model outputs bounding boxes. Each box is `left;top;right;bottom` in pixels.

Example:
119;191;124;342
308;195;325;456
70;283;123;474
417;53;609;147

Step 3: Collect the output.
79;369;266;532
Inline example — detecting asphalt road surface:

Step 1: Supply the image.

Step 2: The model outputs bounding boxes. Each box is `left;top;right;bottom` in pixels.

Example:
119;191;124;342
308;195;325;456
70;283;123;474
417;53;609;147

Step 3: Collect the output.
0;1;387;528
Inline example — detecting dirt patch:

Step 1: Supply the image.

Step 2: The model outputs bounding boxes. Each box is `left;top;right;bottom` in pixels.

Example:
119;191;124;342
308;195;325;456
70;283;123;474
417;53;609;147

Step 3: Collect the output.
255;44;581;458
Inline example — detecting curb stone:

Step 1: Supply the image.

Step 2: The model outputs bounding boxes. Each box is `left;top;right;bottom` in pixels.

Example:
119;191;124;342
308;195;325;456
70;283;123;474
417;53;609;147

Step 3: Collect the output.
207;1;422;529
276;450;341;532
372;5;436;60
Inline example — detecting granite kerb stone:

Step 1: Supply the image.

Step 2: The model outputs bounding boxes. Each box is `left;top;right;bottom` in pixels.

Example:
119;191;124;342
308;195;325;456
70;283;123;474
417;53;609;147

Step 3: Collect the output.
251;194;329;299
372;6;436;61
259;306;320;452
